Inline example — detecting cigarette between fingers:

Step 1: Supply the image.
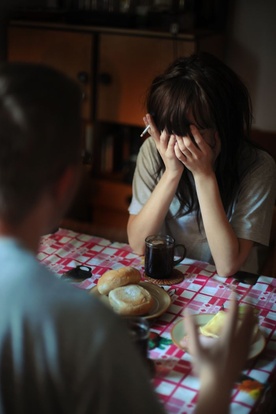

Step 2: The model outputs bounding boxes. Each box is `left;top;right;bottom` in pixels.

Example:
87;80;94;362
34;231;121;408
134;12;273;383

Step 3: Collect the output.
140;125;150;137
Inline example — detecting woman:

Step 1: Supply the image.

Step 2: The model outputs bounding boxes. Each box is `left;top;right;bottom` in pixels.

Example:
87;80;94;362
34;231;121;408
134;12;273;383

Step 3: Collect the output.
127;53;276;276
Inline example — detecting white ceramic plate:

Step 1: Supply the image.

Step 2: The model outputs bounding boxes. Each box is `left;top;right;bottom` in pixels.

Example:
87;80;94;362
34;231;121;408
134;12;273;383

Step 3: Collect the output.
171;313;266;360
89;281;171;320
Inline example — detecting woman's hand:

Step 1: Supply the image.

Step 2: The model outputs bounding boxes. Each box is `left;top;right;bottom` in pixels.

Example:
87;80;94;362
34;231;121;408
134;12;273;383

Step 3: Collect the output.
174;125;221;178
127;114;184;255
144;114;184;176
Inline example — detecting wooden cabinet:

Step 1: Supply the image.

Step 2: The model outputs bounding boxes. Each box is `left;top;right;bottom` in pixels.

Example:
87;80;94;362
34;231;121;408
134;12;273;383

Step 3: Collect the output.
6;22;224;235
97;32;223;127
90;179;132;229
97;34;192;126
7;26;94;120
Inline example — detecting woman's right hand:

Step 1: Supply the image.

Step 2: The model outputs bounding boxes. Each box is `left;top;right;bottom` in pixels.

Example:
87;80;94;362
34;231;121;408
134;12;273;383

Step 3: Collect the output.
144;114;184;176
127;114;184;254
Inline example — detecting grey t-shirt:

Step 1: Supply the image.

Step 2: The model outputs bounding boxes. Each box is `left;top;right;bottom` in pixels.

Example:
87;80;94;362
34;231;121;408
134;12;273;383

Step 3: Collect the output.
129;137;276;274
0;238;166;414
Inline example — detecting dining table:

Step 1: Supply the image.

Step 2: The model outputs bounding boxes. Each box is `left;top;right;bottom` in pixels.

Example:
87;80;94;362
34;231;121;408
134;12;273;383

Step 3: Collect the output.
38;227;276;414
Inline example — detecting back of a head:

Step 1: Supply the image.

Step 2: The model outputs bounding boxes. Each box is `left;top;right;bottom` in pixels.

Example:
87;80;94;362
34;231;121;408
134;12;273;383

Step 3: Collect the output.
0;63;82;225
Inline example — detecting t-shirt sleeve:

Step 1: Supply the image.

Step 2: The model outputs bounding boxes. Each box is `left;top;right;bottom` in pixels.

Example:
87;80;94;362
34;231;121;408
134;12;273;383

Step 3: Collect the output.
128;137;160;215
230;150;276;246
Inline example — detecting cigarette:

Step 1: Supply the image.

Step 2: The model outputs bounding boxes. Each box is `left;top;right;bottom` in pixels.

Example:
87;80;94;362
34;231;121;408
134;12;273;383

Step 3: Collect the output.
140;124;150;137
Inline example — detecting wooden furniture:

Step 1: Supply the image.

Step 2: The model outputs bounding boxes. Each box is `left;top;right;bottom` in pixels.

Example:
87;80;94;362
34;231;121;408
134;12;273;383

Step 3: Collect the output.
89;178;132;230
98;33;203;126
97;31;223;127
7;26;94;120
7;20;224;234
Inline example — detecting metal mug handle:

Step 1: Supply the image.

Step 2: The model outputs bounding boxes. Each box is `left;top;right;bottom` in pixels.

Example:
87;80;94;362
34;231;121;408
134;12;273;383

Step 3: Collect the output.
173;244;186;266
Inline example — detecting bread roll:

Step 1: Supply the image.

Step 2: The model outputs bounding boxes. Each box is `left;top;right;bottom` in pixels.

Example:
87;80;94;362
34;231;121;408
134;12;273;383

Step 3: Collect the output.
108;284;154;316
97;266;141;295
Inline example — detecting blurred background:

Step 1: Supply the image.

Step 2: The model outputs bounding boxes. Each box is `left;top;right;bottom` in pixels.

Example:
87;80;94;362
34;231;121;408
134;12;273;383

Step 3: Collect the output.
0;0;275;132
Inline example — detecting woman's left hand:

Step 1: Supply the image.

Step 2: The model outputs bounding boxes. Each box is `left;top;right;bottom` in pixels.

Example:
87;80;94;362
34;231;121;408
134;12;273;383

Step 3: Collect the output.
174;125;221;177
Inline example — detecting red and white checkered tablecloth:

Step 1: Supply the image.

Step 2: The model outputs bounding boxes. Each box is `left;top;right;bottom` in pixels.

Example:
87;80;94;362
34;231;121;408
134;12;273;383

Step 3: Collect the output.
38;228;276;414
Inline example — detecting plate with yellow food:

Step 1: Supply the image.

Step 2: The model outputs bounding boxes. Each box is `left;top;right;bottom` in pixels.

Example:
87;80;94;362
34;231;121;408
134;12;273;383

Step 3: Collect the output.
89;266;171;320
171;309;266;360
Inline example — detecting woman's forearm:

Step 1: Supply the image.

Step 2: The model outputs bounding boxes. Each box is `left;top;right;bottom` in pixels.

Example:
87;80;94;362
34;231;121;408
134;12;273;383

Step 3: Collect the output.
127;170;180;254
194;172;252;276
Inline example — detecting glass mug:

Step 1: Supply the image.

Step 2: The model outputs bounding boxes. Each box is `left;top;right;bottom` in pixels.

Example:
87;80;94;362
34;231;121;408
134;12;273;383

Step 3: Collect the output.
123;316;150;360
123;316;155;375
145;234;186;279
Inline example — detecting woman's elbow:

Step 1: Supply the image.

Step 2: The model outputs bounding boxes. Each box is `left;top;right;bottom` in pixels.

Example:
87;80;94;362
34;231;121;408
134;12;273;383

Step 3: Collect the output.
215;263;240;278
127;216;145;255
128;236;145;256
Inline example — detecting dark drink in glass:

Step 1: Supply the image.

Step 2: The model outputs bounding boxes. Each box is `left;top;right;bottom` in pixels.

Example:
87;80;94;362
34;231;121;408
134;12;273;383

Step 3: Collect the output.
145;235;186;279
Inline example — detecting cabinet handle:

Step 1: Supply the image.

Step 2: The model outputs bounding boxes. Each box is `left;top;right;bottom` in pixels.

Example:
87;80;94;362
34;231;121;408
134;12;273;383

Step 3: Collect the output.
77;71;89;84
98;72;112;85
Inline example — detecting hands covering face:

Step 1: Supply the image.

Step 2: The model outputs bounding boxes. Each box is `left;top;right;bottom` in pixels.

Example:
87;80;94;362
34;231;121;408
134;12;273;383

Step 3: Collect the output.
143;114;221;178
174;125;221;177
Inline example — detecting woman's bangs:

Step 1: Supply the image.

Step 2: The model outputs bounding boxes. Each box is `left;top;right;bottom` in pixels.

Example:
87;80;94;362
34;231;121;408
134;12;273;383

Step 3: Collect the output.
190;89;215;129
148;78;215;136
150;83;191;135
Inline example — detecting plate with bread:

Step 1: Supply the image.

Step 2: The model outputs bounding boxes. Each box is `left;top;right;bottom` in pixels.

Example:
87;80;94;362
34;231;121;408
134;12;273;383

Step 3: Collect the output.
171;309;266;360
90;266;171;319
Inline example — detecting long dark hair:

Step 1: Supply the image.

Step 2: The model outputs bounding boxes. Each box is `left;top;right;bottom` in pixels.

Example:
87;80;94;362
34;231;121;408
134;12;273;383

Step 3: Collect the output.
146;52;254;221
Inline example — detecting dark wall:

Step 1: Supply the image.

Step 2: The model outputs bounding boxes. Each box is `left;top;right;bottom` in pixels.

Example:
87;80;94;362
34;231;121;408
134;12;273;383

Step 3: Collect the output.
0;0;47;60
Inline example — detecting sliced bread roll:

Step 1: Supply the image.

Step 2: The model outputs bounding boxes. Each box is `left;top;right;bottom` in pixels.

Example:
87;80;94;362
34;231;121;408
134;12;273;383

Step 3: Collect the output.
97;266;141;295
108;284;154;316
